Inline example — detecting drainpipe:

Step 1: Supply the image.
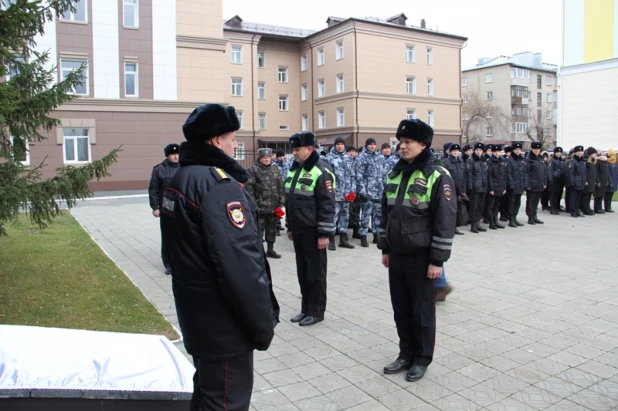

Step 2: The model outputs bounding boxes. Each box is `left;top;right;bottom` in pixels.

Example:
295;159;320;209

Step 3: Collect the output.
251;34;257;151
309;40;314;134
353;21;359;147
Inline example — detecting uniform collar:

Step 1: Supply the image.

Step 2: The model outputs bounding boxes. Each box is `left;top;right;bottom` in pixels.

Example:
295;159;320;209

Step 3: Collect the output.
179;141;249;183
290;150;319;172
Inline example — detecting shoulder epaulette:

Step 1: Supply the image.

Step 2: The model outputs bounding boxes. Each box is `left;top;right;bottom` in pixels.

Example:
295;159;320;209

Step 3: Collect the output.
210;167;231;182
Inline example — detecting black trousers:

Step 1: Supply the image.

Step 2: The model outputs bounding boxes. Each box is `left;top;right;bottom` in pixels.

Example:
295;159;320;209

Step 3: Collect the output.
550;184;564;212
605;192;615;211
581;192;593;214
565;187;571;212
482;195;490;219
293;231;327;318
508;194;522;218
160;218;170;270
487;195;502;219
348;198;361;229
526;191;542;216
571;189;583;216
541;186;550;208
469;192;485;222
499;195;509;217
388;252;436;367
190;353;253;411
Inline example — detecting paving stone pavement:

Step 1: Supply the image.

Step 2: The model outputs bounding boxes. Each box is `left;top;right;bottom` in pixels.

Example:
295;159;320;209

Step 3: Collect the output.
71;199;618;410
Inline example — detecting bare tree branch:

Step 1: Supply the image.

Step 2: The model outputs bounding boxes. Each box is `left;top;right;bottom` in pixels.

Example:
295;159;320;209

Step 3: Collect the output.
461;90;510;144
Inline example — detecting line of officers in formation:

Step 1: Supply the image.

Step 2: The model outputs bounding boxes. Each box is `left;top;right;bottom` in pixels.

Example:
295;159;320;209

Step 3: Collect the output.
147;102;616;410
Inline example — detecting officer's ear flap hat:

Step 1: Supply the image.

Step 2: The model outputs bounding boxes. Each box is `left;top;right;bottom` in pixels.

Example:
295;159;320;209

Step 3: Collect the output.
554;147;563;154
531;142;542;149
504;146;513;153
473;142;484;151
164;143;180;156
574;145;584;153
512;142;523;150
289;131;316;148
395;119;434;148
182;104;240;142
449;144;461;152
462;144;473;152
492;144;502;151
257;148;272;159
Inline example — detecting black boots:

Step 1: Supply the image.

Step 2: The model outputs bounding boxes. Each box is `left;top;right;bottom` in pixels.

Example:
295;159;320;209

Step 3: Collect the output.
476;221;487;232
533;214;544;224
509;217;518;228
493;216;505;229
454;227;464;235
372;235;378;244
328;235;336;251
360;235;369;247
470;221;479;233
339;234;355;249
352;227;361;239
266;242;281;259
489;217;497;230
528;216;536;225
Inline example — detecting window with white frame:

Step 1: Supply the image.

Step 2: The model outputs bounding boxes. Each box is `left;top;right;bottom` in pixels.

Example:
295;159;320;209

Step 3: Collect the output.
511;67;530;79
317;48;324;66
61;59;88;95
124;62;138;97
427;78;434;96
537;74;542;89
406;76;416;94
279;125;289;131
318;79;325;97
278;95;288;111
61;0;87;22
528;109;532;118
231;46;242;64
258;113;266;130
426;47;433;64
486;73;493;83
337;108;344;126
336;74;344;93
300;55;307;71
63;127;91;163
486;126;493;136
463;112;469;121
537;92;542;105
511;122;528;133
486;91;493;101
336;40;344;60
301;83;308;101
234;142;245;161
546;76;552;85
123;0;138;28
301;114;308;131
257;82;265;99
318;111;325;129
462;77;468;87
546;110;552;120
236;111;244;129
406;109;416;120
9;135;29;165
462;94;469;103
427;110;434;127
278;67;288;83
546;93;552;103
231;78;242;96
257;52;264;68
6;55;23;80
406;45;416;63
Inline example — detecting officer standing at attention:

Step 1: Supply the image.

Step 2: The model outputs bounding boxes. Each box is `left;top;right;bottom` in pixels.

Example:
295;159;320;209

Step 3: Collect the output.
285;131;336;327
148;143;180;275
160;104;279;410
377;119;457;382
525;142;547;225
466;143;488;233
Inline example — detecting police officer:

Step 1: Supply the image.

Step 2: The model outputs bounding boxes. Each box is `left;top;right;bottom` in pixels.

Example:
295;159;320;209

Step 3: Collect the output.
499;146;513;221
160;104;279;410
547;147;565;215
525;142;547;225
285;131;336;327
566;145;587;217
378;119;457;382
486;144;507;229
326;137;356;250
443;143;466;235
245;148;285;258
506;142;528;227
466;142;488;233
148;143;180;275
354;138;386;247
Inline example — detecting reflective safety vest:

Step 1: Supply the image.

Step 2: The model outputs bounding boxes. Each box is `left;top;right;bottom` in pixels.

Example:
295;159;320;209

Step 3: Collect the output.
384;167;446;214
285;166;335;196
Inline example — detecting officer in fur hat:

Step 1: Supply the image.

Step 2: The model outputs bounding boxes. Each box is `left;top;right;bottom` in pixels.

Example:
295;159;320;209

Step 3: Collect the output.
148;143;180;274
524;142;548;225
285;131;336;326
466;142;488;233
378;119;457;382
160;104;279;409
506;142;528;227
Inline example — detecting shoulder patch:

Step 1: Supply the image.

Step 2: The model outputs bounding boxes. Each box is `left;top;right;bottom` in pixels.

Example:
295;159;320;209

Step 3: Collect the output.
443;184;453;201
226;201;246;229
414;178;428;186
326;180;333;193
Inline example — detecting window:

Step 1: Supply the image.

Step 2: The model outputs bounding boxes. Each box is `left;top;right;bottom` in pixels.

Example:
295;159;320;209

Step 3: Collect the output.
9;136;29;165
537;74;542;89
278;95;288;111
278;67;288;83
462;77;468;87
317;48;324;66
301;114;308;131
511;122;528;133
485;73;493;83
546;76;552;85
234;142;245;161
236;111;244;129
546;110;552;120
318;79;325;97
258;113;266;130
547;93;552;103
427;78;434;96
427;110;434;127
463;112;470;121
337;108;344;126
486;126;493;136
123;0;138;28
406;76;416;94
406;45;416;63
537;92;542;105
426;47;433;64
528;108;532;118
61;59;88;95
6;56;23;80
301;84;308;101
486;91;493;101
537;109;542;122
336;74;344;93
462;94;469;103
511;67;530;79
406;109;416;120
63;128;91;163
486;112;493;119
257;82;265;99
124;62;138;97
300;55;307;71
231;46;242;64
279;125;289;131
257;52;265;68
336;40;344;60
231;78;242;96
61;0;87;22
318;111;325;129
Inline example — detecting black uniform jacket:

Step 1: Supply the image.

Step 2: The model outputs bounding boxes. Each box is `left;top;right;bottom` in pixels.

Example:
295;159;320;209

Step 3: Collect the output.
160;142;279;361
566;156;587;190
487;155;507;195
525;151;548;192
444;155;466;196
507;152;528;195
466;153;488;194
148;159;180;209
548;157;565;186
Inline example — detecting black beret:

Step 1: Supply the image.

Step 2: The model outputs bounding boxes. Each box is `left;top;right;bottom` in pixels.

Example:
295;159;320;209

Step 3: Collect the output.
164;143;180;156
462;144;473;152
512;142;523;150
334;137;346;145
531;142;542;149
553;147;563;153
473;142;484;150
504;146;512;153
574;145;584;152
381;142;391;150
289;131;316;148
182;104;240;142
449;144;461;152
345;145;356;152
395;119;433;148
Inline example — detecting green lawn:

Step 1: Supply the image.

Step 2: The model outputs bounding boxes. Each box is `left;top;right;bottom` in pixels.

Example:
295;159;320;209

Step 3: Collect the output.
0;214;179;340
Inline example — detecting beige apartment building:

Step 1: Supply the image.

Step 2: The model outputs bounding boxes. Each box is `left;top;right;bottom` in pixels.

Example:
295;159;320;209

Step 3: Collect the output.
461;52;558;148
10;0;466;191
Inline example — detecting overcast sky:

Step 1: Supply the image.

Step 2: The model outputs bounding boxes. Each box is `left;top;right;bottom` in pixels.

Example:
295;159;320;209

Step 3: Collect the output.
222;0;563;68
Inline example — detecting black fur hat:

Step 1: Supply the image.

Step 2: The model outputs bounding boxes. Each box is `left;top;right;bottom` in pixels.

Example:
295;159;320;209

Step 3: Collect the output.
531;142;542;149
462;144;473;152
164;143;180;156
289;131;316;148
554;146;563;154
504;146;512;153
512;142;523;150
473;142;485;151
182;104;240;142
395;119;433;148
449;144;461;152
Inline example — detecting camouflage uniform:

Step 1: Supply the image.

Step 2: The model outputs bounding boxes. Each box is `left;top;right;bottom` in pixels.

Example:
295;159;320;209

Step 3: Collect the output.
273;158;289;183
245;159;285;245
384;153;401;176
326;146;356;234
354;146;385;238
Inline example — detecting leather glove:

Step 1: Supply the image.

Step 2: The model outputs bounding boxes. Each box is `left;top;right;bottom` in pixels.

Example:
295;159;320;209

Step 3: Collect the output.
345;192;356;202
274;207;285;220
359;194;369;202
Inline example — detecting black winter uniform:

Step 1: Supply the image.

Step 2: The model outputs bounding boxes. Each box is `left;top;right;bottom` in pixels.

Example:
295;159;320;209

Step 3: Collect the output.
595;157;609;212
583;158;598;214
486;155;507;222
377;149;457;367
160;142;279;409
148;159;180;271
525;151;547;218
548;156;565;213
444;155;466;196
566;155;587;216
466;153;488;224
285;151;336;319
507;152;528;219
